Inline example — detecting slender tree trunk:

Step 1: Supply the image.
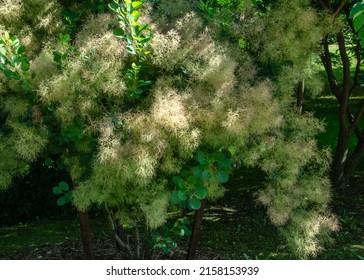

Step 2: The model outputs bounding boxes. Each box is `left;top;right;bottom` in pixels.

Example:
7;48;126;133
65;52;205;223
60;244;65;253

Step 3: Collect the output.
73;183;94;259
297;80;304;114
78;210;94;259
344;139;364;180
187;199;206;260
331;123;350;188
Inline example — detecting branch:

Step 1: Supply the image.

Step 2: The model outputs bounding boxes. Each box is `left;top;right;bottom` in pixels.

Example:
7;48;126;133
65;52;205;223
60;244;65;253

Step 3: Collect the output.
334;0;347;18
318;0;330;10
105;204;133;258
337;31;351;102
320;36;341;100
351;42;362;95
348;102;364;140
114;233;133;257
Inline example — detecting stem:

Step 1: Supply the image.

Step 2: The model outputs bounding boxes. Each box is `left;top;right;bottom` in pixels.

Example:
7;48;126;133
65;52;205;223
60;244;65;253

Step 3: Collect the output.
73;183;94;259
78;210;94;259
296;80;304;114
131;220;141;260
105;204;133;258
187;199;207;260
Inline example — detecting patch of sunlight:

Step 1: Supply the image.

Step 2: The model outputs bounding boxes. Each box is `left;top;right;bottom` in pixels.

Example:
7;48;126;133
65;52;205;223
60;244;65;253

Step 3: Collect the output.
203;216;221;222
268;252;278;258
350;244;364;250
209;206;237;213
318;95;337;100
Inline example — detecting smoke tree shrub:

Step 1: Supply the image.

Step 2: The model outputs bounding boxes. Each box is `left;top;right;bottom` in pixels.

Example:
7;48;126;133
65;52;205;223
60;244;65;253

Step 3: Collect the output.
0;0;338;258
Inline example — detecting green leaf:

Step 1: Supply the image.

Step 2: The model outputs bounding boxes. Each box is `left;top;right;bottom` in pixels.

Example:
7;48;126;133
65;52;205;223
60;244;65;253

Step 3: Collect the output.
177;190;187;201
97;4;105;12
57;196;67;206
108;2;119;11
228;145;236;156
11;55;20;65
0;46;6;56
193;166;202;178
4;69;21;80
17;45;26;54
44;157;53;167
186;175;197;186
196;151;207;165
359;27;364;47
126;45;136;54
188;198;202;210
64;191;73;203
57;193;72;206
350;2;364;19
132;10;141;21
211;152;224;162
132;1;143;9
216;170;229;183
113;27;125;38
56;160;65;170
195;186;208;199
202;169;212;180
171;191;180;204
170;241;177;249
21;61;30;71
53;186;62;195
179;225;192;236
134;88;143;95
11;38;20;48
172;176;180;185
177;178;185;189
58;181;69;191
217;157;232;169
63;34;71;42
354;13;364;32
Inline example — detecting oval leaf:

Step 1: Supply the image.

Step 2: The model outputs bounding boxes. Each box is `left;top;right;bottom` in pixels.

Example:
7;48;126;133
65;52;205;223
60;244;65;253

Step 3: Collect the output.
195;187;208;199
171;191;180;204
113;28;125;38
58;181;69;191
177;190;187;201
17;45;26;54
196;151;207;165
108;2;119;11
44;157;53;167
218;157;232;169
188;198;202;210
202;169;212;180
193;166;202;178
53;186;62;195
57;196;66;206
216;170;229;183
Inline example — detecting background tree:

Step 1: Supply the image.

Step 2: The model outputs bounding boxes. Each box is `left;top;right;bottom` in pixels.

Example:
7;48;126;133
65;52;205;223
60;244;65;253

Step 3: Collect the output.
313;0;364;189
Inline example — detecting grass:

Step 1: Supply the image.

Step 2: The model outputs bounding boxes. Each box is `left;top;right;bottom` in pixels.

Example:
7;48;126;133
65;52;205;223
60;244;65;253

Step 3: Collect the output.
0;216;110;259
2;166;362;260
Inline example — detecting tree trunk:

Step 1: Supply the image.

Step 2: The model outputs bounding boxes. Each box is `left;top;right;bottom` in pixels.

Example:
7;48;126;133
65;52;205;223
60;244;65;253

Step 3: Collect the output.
187;199;206;260
296;80;304;114
344;139;364;180
78;210;94;259
73;183;94;259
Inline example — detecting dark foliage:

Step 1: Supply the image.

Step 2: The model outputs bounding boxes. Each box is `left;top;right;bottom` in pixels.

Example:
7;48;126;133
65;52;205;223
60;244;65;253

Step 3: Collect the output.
0;160;75;225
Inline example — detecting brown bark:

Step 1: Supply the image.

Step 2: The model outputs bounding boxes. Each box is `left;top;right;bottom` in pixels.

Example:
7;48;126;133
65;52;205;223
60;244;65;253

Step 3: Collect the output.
187;199;206;260
78;210;94;259
296;80;304;114
73;183;94;259
321;28;364;188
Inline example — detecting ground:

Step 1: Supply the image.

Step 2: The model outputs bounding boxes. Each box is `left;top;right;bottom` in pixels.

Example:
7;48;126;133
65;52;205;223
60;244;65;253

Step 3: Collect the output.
1;166;363;260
